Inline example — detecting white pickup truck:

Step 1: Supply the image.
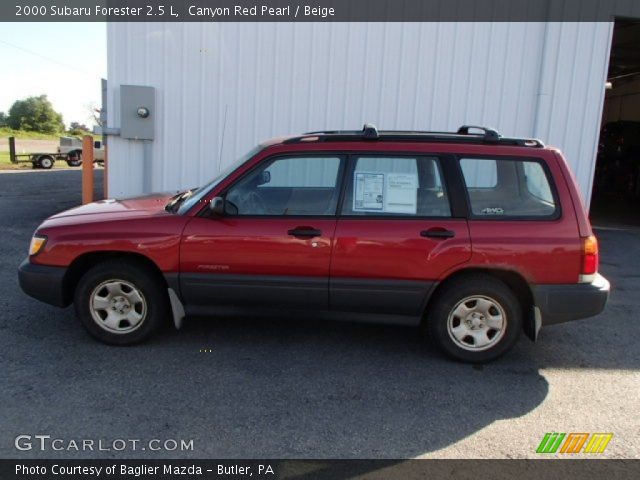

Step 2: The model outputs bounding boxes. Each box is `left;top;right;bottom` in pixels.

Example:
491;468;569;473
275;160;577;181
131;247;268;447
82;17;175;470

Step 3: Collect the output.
57;136;105;167
8;136;105;169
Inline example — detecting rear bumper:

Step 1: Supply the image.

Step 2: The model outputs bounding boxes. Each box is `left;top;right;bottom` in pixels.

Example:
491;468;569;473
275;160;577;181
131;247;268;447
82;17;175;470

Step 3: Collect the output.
533;273;610;326
18;258;68;307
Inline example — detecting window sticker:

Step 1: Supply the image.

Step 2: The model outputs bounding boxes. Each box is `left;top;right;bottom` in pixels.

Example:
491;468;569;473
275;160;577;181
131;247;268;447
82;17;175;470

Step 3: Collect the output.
385;173;418;214
353;172;384;211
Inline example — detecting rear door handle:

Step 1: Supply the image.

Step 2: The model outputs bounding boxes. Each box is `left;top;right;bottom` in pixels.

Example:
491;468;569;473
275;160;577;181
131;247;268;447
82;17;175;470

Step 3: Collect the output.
288;227;322;238
420;228;456;239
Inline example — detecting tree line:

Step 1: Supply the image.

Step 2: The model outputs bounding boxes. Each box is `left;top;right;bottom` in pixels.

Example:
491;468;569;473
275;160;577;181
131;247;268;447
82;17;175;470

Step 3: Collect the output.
0;95;86;135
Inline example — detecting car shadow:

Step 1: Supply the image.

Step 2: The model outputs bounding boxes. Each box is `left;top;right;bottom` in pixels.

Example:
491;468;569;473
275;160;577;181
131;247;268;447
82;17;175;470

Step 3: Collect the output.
155;314;550;458
1;295;549;459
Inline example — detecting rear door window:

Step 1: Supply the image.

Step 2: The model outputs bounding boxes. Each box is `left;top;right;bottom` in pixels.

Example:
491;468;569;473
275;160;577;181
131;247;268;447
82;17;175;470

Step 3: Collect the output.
459;157;557;218
341;156;451;217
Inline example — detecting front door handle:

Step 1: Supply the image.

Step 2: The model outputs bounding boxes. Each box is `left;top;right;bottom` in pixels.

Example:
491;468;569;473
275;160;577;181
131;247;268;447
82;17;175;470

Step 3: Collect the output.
288;227;322;238
420;228;456;239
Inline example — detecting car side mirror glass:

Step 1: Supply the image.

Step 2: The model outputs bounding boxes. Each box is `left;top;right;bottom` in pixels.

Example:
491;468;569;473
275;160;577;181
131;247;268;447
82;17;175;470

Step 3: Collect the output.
209;196;225;216
257;171;271;186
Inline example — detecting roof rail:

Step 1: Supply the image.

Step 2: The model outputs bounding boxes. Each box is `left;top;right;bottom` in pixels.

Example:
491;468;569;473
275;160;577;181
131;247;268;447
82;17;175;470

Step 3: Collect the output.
457;125;501;142
362;123;379;139
284;125;544;148
304;123;379;138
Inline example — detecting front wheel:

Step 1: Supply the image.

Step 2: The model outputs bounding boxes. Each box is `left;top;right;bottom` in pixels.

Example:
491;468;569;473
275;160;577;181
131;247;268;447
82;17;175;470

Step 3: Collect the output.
74;260;168;345
425;275;522;363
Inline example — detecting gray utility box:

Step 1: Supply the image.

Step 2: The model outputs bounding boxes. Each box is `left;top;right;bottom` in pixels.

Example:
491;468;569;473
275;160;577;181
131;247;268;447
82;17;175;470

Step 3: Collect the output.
120;85;155;140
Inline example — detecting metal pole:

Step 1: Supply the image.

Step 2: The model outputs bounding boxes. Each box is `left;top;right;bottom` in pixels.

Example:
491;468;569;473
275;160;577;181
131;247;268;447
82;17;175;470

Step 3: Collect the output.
100;78;108;198
103;145;108;199
142;140;152;193
82;136;94;204
8;137;16;164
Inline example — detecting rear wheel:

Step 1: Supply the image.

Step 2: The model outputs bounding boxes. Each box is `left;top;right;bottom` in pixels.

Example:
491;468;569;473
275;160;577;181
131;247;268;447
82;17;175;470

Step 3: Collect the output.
74;260;168;345
38;155;54;169
67;150;82;167
425;274;522;363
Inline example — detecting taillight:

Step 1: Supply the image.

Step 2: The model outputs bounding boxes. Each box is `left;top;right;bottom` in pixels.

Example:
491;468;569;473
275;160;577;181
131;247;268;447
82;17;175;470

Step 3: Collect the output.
581;235;599;275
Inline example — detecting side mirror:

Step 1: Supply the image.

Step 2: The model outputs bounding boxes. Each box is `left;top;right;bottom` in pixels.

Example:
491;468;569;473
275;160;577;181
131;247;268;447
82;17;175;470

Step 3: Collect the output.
94;141;101;149
257;170;271;186
209;196;225;216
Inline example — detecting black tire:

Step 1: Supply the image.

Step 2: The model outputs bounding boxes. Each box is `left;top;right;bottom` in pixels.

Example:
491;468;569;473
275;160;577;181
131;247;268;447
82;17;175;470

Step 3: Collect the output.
67;150;82;167
425;274;522;363
73;259;168;345
38;155;54;169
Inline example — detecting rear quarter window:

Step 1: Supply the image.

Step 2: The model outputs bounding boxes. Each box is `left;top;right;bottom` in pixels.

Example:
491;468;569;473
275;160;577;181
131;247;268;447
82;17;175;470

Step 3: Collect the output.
459;157;557;218
460;158;497;188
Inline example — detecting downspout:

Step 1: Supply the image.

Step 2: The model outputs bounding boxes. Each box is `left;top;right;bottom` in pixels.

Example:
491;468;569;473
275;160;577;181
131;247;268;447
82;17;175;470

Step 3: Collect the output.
533;10;552;140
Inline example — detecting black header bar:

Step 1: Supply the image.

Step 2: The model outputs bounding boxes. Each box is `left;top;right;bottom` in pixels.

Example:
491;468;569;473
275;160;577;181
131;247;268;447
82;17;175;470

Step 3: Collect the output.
4;0;640;22
3;459;639;480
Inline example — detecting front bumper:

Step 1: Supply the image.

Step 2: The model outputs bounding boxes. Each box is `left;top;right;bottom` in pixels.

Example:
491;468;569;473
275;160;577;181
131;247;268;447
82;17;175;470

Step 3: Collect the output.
18;258;68;307
533;273;610;326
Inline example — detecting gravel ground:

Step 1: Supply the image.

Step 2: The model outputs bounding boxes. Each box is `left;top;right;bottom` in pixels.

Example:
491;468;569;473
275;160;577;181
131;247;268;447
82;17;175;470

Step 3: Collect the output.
0;169;638;460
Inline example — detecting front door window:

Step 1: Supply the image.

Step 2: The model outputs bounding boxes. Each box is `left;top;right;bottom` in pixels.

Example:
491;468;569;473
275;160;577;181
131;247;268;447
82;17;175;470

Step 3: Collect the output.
226;155;343;216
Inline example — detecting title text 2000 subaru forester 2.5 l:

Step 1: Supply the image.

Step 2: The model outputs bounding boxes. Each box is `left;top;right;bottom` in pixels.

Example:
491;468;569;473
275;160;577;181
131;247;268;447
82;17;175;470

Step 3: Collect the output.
19;125;609;362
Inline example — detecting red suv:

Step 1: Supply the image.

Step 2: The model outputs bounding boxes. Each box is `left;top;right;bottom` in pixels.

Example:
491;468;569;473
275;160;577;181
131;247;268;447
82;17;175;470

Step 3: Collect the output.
18;125;610;362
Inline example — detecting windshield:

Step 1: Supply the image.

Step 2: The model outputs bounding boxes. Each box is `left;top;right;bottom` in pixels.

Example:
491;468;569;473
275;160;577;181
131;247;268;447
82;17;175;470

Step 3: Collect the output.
169;145;264;215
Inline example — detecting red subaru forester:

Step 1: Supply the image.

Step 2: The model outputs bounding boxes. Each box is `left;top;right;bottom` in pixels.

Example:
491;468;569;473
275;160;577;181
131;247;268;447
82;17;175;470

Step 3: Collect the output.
19;125;610;362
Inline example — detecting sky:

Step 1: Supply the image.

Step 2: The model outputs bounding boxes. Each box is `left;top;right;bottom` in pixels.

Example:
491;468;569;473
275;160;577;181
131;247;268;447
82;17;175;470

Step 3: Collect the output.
0;23;106;128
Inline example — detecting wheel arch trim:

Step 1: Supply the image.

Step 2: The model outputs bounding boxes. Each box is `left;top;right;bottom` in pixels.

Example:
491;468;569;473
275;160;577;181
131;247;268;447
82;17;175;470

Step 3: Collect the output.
63;251;168;306
424;267;537;341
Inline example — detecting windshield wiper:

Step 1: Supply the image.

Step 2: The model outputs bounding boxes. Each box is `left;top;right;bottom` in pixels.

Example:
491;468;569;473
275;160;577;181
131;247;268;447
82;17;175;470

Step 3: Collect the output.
165;189;195;213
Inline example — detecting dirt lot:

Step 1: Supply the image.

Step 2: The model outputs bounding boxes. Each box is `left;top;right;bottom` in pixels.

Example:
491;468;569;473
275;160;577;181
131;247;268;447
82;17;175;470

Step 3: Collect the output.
0;138;58;153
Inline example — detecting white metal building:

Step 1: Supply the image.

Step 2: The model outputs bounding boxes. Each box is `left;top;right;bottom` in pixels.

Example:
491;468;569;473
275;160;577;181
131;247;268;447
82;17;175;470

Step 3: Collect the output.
106;21;623;204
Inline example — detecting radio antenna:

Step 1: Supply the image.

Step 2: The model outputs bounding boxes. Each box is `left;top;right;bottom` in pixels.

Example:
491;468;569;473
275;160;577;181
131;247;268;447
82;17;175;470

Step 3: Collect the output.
217;104;228;173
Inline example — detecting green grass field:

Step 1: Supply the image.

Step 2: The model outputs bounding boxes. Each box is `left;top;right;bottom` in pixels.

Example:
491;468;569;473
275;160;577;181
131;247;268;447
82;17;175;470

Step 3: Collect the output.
0;127;61;141
0;150;37;170
0;151;18;165
0;127;102;141
0;152;80;170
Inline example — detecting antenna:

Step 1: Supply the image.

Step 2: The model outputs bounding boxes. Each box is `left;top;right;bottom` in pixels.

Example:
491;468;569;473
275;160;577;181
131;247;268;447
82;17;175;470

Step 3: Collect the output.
217;104;229;173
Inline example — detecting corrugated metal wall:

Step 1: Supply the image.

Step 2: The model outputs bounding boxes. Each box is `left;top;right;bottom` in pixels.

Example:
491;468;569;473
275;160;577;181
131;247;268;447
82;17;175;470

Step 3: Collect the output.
107;22;613;204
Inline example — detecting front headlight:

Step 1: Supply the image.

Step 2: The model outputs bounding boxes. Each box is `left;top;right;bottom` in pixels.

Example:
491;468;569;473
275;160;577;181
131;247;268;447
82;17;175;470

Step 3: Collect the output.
29;235;47;256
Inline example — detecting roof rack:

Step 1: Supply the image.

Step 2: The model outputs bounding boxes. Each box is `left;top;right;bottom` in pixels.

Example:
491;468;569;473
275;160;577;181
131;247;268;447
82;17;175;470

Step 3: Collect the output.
457;125;500;142
284;124;545;148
